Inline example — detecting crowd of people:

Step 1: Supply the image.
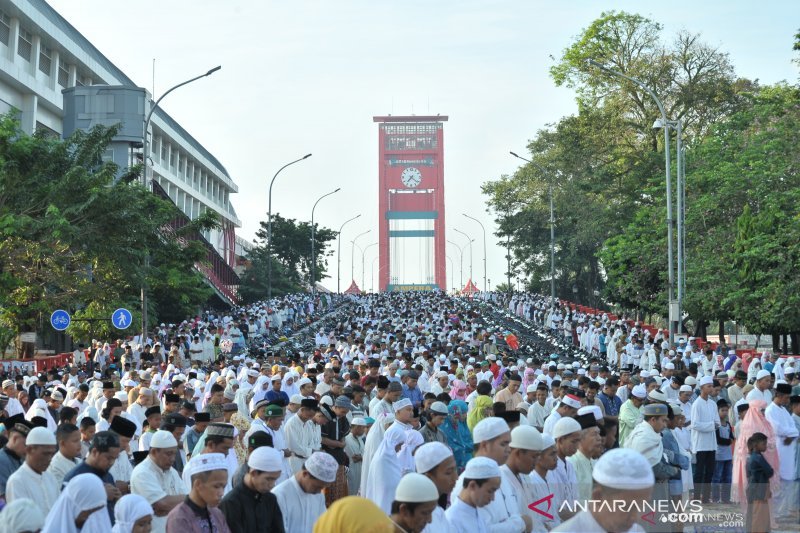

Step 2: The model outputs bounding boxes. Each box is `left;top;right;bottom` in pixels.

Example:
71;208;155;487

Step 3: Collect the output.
0;290;798;533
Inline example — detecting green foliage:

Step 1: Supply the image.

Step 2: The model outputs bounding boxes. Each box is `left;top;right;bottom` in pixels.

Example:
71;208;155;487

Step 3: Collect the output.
0;113;219;352
238;213;337;302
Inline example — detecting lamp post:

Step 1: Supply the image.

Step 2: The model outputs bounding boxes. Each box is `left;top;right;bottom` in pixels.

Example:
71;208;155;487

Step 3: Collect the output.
267;154;312;300
510;151;556;305
310;188;340;295
350;230;370;288
140;65;221;344
587;59;676;345
361;242;377;291
446;255;454;293
463;213;487;293
452;229;473;282
447;239;465;290
336;214;360;294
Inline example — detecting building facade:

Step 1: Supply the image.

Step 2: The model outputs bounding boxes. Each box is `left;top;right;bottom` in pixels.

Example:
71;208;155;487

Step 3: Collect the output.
0;0;241;303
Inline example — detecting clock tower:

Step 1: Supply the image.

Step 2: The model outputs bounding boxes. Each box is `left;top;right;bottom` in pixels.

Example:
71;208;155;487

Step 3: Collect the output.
373;115;448;292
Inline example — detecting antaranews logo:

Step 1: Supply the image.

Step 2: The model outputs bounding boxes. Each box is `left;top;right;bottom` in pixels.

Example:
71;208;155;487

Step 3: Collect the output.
531;496;714;525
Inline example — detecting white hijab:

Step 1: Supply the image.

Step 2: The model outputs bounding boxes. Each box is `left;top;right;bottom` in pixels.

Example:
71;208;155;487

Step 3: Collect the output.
111;494;153;533
0;498;45;533
282;372;300;398
397;429;424;475
249;376;271;411
364;422;407;514
25;398;57;432
42;473;112;533
359;413;395;496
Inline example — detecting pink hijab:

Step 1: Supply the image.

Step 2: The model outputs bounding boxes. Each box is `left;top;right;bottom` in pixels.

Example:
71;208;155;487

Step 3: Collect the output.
522;368;536;390
731;399;780;507
449;379;467;401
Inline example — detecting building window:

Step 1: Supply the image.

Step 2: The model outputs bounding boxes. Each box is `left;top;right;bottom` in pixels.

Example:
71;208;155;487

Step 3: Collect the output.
0;13;10;46
38;45;51;75
17;28;32;62
57;59;69;87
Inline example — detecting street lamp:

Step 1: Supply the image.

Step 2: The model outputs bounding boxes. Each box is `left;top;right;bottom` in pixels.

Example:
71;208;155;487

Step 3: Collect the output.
267;153;312;300
510;151;556;305
452;229;474;282
361;242;377;291
447;239;466;290
587;59;677;344
350;230;370;288
140;65;221;344
310;188;340;295
463;213;487;293
336;214;361;293
445;255;454;293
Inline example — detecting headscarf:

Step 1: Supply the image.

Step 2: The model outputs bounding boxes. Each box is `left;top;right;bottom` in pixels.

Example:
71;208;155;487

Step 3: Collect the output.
313;496;394;533
359;413;395;496
440;400;473;470
0;498;45;533
282;371;300;398
364;422;407;514
26;398;57;431
467;395;493;431
111;494;153;533
42;473;111;533
449;379;467;401
492;367;508;390
732;399;780;507
398;429;424;475
523;368;536;390
249;375;271;410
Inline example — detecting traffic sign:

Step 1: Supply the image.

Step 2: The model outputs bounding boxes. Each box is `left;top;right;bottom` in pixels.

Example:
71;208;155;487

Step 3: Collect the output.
51;309;71;331
112;308;132;330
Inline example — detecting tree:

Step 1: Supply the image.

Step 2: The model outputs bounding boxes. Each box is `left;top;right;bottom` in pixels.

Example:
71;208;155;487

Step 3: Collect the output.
0;113;219;353
238;213;337;301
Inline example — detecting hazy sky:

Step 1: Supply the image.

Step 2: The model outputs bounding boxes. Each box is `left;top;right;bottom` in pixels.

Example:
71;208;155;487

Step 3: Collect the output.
47;0;798;292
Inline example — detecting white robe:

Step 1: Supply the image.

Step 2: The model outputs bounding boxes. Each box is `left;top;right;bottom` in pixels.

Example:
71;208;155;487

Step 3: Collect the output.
446;496;489;533
548;457;578;520
501;464;546;532
364;423;406;513
422;505;454;533
5;463;59;516
765;402;799;480
359;416;396;496
284;415;319;474
344;433;365;496
272;475;327;533
245;420;292;483
109;451;134;483
553;510;646;532
529;470;560;529
46;451;80;488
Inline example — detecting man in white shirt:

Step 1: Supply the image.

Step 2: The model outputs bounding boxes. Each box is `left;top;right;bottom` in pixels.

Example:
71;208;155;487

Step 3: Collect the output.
745;370;774;403
1;380;24;417
553;448;653;532
130;430;187;533
46;423;82;487
284;399;322;474
272;451;337;533
689;376;720;503
5;427;59;516
764;383;799;520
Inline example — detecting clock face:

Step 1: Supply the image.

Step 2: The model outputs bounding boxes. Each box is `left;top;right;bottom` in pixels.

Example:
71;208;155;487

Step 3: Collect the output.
400;167;422;188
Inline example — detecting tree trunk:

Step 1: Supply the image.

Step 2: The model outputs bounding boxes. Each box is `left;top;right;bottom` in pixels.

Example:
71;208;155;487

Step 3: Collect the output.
790;333;799;354
718;320;725;344
772;332;781;353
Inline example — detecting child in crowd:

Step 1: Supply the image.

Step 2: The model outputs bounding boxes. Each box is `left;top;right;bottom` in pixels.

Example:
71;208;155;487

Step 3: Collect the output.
745;432;773;533
712;399;733;503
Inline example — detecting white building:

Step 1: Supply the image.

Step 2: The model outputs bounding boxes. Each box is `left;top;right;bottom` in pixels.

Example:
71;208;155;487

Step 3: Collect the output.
0;0;241;304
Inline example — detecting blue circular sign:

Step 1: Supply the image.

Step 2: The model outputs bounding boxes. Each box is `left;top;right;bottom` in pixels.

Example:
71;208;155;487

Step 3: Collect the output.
50;309;71;331
112;308;132;330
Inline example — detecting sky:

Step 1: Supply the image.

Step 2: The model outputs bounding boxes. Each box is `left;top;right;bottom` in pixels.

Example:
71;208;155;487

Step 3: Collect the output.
47;0;799;292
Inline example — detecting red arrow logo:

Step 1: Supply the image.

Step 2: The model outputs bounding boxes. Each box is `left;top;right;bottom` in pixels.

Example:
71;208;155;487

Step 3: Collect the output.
641;511;656;525
528;493;555;520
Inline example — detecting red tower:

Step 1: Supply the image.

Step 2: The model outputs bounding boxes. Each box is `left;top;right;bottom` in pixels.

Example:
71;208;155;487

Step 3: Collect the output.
374;115;448;292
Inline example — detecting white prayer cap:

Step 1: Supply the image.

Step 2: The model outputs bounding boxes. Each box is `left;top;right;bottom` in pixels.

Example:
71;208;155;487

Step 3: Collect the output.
517;401;530;412
526;384;538;393
150;430;178;449
755;370;771;381
429;402;449;416
50;390;64;402
592;448;655;490
248;446;283;472
640;370;650;378
26;426;56;446
684;376;697;386
185;452;227;480
246;369;259;378
463;457;501;479
679;385;693;393
351;417;367;426
305;452;338;483
289;394;303;405
665;363;675;370
631;384;647;399
395;472;439;503
648;390;667;402
393;398;412;412
510;425;543;451
541;434;556;449
561;394;581;409
577;368;586;376
577;405;603;421
436;370;448;378
698;376;714;387
415;442;454;473
473;417;510;444
297;377;312;387
552;417;581;439
114;391;128;402
270;374;282;382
